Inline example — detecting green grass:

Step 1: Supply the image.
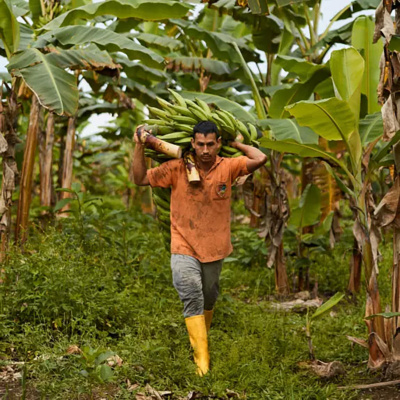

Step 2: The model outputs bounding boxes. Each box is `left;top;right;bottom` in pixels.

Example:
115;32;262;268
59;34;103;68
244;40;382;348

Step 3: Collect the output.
0;202;394;399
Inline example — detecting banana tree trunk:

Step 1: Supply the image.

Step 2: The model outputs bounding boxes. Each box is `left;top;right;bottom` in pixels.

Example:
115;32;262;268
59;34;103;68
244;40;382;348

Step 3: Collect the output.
15;94;41;244
0;85;19;261
348;237;362;293
354;198;385;368
39;112;55;209
392;227;400;332
275;242;289;296
268;155;290;295
59;117;76;213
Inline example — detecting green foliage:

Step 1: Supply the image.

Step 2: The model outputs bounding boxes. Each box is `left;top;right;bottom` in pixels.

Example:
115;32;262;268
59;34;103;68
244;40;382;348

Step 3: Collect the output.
0;206;378;398
289;184;321;229
0;0;19;57
41;0;192;30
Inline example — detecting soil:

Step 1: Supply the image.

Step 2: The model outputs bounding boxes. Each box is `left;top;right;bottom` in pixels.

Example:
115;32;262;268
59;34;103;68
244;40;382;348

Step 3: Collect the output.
357;386;400;399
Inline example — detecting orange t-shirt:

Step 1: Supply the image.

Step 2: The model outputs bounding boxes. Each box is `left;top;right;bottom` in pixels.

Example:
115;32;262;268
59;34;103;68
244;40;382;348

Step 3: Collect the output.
147;156;249;263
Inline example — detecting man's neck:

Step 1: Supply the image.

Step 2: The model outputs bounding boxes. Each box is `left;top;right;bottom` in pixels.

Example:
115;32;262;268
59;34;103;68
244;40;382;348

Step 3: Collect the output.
195;156;216;173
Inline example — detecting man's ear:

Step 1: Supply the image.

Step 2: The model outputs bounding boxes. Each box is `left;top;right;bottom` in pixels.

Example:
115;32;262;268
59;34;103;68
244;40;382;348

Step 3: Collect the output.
191;137;195;149
217;137;222;148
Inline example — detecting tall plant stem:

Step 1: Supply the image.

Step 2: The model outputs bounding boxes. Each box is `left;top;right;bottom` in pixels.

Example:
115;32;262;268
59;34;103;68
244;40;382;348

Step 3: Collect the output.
313;1;320;41
0;85;19;261
15;94;41;244
59;117;76;214
233;42;266;120
39;112;55;210
303;4;316;47
320;4;352;40
393;227;400;333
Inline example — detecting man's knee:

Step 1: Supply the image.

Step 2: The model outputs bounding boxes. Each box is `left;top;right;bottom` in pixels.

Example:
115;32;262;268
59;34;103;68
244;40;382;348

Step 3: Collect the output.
203;283;219;310
171;255;204;316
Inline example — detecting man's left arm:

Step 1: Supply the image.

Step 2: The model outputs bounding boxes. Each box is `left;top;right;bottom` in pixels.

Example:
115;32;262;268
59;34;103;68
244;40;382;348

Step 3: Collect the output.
230;142;267;173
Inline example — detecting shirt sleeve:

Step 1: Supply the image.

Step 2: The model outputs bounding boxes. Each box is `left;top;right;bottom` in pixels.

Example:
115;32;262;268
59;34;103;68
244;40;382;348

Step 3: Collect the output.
147;162;173;188
229;156;249;182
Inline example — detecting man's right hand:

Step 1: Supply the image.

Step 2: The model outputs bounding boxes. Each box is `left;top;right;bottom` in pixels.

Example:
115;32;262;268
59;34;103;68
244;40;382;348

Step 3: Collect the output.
134;125;144;145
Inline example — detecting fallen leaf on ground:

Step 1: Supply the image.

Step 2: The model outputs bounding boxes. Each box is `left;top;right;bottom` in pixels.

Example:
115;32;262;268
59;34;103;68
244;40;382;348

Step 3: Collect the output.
298;360;345;378
66;345;82;354
127;379;140;392
107;354;123;367
271;298;323;312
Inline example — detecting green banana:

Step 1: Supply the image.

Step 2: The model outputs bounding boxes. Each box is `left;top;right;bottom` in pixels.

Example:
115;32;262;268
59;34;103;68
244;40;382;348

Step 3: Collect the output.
195;98;212;118
155;125;175;135
158;212;170;224
168;89;187;108
188;107;208;122
236;119;249;136
185;99;203;110
157;206;171;219
153;187;171;203
169;115;198;125
171;123;193;133
148;107;171;120
221;145;239;155
216;110;235;131
157;97;176;114
248;123;258;141
153;194;171;211
175;137;193;144
210;113;225;127
219;109;237;128
158;132;191;141
146;119;168;126
169;104;194;118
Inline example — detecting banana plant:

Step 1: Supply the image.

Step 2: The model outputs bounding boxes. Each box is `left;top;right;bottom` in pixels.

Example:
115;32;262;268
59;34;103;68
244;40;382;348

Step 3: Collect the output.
305;292;345;360
260;45;393;369
1;0;192;243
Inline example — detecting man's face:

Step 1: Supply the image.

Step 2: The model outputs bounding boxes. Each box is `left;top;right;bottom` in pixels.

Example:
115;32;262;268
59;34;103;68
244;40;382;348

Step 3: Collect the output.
191;132;221;164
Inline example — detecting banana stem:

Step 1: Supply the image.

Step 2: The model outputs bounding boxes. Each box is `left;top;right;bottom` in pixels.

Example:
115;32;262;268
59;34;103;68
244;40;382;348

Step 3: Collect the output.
320;4;352;40
232;42;266;120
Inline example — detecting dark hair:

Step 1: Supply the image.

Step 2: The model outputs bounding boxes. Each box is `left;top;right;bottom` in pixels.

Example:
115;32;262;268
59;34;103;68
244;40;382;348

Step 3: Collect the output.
193;121;220;139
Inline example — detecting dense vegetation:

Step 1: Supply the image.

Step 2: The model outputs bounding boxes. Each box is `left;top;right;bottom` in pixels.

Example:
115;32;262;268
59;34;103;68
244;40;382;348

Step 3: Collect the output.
2;0;400;397
0;196;393;399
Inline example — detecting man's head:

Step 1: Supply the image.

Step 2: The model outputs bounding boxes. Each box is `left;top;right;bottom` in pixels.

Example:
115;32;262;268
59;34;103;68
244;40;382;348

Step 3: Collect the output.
191;121;221;165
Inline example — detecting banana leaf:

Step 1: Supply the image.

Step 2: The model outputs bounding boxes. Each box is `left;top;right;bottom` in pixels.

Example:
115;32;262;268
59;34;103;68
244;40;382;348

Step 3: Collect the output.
42;0;192;30
9;49;78;115
0;0;19;56
258;118;318;144
36;26;164;69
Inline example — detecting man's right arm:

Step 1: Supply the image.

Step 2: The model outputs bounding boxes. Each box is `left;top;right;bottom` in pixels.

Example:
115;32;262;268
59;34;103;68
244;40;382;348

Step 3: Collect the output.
132;127;150;186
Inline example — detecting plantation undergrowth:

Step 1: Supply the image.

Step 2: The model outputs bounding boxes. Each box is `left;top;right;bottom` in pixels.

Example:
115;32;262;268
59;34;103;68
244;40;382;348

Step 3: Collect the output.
0;199;395;399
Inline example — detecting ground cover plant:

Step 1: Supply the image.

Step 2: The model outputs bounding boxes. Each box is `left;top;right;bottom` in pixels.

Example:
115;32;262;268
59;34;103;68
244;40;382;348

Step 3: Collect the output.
2;0;400;398
0;198;396;399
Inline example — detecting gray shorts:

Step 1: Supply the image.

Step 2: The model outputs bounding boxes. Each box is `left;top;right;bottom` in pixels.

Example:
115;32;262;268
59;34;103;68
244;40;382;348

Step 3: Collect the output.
171;254;223;318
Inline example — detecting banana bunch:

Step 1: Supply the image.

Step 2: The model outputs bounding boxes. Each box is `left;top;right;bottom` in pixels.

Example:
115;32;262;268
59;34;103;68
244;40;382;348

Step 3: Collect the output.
152;187;172;246
143;89;260;247
144;89;259;163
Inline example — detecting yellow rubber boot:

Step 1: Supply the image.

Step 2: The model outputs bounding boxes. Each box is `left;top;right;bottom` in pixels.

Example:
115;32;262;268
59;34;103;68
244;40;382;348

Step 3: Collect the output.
204;309;213;333
185;315;209;376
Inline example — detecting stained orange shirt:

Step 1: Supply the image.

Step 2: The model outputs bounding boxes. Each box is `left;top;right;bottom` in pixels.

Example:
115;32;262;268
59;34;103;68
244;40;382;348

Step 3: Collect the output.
147;156;248;262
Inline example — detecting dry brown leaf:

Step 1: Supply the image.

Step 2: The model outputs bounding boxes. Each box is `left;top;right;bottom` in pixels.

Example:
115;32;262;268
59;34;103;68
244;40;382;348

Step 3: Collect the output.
299;360;345;378
271;298;323;312
347;335;369;348
66;345;82;355
374;1;385;43
107;354;123;367
382;95;400;141
126;379;140;392
375;177;400;228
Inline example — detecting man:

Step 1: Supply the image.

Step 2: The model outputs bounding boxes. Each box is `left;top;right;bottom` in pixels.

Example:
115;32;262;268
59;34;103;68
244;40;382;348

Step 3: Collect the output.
133;120;267;375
